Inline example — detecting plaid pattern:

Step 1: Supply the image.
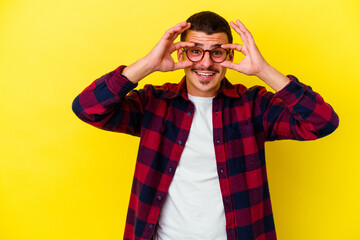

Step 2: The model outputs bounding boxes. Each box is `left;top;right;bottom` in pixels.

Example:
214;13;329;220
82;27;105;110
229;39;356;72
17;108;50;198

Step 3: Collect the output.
72;65;339;240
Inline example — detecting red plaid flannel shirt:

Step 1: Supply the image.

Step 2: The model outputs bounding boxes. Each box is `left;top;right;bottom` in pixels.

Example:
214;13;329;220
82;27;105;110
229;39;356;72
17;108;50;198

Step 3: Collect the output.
72;65;339;240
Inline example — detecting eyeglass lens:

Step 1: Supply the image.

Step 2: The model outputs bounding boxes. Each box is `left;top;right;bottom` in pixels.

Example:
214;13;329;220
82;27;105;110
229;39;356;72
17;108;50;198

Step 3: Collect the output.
186;47;228;63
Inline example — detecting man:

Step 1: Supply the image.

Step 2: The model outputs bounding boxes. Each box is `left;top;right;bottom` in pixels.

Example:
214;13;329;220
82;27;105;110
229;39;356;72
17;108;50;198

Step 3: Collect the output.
72;11;338;240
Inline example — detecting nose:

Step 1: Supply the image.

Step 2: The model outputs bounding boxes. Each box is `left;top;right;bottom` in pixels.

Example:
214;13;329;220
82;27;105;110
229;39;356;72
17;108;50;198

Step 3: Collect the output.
199;51;214;68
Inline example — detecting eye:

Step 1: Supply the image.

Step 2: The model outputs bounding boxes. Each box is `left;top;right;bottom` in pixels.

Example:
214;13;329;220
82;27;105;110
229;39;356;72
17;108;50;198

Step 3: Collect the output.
189;48;202;55
211;48;225;57
212;51;222;56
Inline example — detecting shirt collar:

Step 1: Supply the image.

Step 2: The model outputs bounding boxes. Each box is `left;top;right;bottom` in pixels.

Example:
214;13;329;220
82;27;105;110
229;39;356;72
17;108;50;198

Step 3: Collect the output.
163;76;243;100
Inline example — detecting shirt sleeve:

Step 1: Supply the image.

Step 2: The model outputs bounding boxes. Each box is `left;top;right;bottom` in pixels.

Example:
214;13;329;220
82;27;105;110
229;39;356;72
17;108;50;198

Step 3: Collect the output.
72;65;147;136
258;75;339;141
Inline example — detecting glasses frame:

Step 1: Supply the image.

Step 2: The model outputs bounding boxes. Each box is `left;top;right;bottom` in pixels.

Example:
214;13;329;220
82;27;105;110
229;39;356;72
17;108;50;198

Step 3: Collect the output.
182;47;230;63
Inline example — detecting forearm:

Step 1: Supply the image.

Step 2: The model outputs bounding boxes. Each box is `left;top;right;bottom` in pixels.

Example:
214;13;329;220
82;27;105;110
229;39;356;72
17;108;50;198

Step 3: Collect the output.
72;66;144;135
262;76;339;140
255;64;290;92
122;57;155;84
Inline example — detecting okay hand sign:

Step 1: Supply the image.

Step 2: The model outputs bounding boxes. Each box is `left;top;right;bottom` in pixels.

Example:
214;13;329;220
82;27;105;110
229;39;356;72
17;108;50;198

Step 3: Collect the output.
221;20;269;76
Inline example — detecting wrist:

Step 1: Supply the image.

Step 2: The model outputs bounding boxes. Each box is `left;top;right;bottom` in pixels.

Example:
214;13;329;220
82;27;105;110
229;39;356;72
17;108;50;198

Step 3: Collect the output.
254;63;272;80
255;64;290;92
122;57;155;84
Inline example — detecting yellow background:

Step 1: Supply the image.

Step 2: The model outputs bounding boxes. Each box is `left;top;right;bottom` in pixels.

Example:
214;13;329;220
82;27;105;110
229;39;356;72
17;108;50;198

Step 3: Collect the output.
1;0;359;239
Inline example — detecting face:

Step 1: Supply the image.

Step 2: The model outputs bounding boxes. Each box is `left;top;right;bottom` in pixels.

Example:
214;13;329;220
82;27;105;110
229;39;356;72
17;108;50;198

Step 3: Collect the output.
177;30;233;97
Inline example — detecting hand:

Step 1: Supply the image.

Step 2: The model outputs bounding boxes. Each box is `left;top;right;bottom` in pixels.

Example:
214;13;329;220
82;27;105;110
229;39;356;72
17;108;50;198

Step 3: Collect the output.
221;20;269;76
144;21;195;72
122;22;195;83
221;20;290;91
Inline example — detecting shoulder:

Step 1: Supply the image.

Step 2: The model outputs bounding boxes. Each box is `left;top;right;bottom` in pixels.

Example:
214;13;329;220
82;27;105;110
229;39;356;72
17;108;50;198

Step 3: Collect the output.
222;79;272;100
137;82;182;99
247;85;274;99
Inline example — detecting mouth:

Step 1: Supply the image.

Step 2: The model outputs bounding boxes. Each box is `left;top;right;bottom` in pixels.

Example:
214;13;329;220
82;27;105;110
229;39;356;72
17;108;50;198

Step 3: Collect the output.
193;68;219;80
195;71;215;77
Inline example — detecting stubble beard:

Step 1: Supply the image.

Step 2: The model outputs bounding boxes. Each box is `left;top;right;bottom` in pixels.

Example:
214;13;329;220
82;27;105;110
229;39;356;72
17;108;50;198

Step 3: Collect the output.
199;80;210;85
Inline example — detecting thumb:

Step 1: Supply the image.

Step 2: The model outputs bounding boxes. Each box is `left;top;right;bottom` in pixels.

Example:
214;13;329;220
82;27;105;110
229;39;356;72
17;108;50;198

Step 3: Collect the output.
220;60;238;71
174;60;193;71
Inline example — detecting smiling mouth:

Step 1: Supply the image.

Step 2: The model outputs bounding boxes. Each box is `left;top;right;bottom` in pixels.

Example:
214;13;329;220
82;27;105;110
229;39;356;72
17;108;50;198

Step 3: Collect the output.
195;71;216;77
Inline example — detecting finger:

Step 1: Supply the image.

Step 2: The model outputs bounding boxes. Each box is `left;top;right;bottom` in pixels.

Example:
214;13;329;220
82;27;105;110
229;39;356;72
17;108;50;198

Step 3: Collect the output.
235;20;255;45
236;20;253;38
163;26;188;46
173;21;188;28
174;59;193;70
170;41;195;52
153;23;191;58
163;26;183;41
164;22;191;42
235;20;250;33
230;21;249;45
229;21;241;34
222;43;248;56
220;60;239;71
170;22;191;43
221;43;243;52
166;21;189;35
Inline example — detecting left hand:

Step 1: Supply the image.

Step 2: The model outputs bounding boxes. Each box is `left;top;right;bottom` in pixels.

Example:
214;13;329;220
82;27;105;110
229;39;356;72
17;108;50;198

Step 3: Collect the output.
221;20;269;76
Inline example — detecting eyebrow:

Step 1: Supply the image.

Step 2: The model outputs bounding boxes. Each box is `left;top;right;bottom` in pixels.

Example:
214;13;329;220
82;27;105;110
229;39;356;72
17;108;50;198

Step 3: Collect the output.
191;42;223;48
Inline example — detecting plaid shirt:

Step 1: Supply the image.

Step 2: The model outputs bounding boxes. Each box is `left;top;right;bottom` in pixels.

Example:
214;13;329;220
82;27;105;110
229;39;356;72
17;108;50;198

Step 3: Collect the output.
72;65;339;240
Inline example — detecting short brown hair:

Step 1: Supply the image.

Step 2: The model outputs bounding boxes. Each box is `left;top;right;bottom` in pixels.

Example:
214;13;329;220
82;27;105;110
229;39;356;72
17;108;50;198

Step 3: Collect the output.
180;11;233;43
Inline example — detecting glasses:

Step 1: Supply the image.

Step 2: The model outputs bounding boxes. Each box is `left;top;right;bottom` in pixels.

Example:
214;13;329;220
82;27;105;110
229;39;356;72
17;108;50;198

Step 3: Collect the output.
183;46;229;63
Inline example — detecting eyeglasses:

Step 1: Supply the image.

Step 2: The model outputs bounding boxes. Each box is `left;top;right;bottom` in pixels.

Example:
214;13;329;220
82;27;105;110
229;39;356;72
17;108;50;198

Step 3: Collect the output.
183;46;229;63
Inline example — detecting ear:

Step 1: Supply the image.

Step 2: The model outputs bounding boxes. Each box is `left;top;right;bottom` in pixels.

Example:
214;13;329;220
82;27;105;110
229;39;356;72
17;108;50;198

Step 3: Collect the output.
177;49;184;62
229;49;234;62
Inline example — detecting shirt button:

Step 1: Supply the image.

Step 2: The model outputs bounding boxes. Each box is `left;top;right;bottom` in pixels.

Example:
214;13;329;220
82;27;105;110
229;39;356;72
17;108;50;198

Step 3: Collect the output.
178;140;183;145
168;167;173;173
148;224;154;229
220;168;224;173
187;112;192;116
216;139;220;144
157;195;163;201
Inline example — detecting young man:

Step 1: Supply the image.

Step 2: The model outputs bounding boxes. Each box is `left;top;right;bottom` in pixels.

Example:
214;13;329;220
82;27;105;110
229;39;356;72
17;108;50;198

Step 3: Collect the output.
73;11;338;240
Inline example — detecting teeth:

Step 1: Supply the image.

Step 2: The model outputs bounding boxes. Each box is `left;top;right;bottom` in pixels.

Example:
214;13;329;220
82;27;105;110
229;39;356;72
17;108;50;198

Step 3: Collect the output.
196;72;215;76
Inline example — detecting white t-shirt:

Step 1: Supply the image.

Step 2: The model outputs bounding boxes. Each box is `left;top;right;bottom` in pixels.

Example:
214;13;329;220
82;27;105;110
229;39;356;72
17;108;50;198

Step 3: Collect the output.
153;94;227;240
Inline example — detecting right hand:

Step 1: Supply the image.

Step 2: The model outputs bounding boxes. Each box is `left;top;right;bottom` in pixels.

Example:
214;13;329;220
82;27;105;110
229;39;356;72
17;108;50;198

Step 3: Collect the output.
122;22;194;83
144;21;195;72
